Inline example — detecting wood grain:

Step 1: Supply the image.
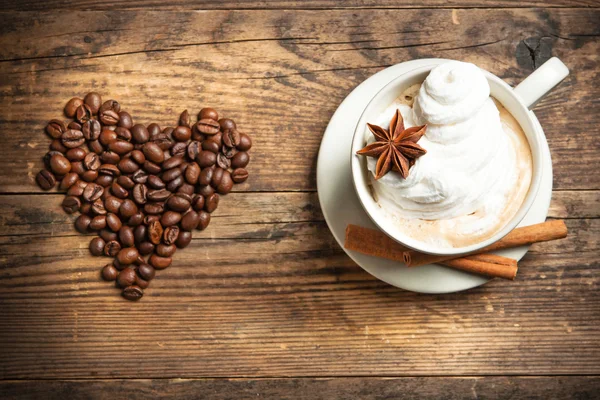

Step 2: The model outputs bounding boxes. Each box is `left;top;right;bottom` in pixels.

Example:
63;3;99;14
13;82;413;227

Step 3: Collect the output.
0;9;598;192
2;377;600;400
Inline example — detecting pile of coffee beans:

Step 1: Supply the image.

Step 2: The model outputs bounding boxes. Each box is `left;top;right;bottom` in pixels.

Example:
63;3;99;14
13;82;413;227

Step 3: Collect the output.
36;93;251;301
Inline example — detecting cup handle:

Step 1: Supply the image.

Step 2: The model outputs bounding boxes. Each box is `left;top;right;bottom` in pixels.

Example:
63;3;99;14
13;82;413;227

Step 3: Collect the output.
513;57;569;109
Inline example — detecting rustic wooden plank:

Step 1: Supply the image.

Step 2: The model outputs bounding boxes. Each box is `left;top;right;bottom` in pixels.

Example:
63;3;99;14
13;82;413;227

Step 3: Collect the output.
0;218;597;378
0;9;598;192
1;0;598;12
2;377;600;400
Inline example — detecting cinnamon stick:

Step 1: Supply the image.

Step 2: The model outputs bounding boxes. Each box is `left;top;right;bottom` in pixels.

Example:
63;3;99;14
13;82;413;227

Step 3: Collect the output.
344;224;518;280
403;219;568;267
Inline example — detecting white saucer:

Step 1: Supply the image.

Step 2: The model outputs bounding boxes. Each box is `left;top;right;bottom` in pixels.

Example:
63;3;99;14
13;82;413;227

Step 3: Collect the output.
316;58;553;294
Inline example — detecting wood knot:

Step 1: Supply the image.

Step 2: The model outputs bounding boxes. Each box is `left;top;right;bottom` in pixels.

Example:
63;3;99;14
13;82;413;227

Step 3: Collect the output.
516;36;553;70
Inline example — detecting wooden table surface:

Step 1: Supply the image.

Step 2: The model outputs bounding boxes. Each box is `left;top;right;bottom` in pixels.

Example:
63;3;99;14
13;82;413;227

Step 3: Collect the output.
0;1;599;398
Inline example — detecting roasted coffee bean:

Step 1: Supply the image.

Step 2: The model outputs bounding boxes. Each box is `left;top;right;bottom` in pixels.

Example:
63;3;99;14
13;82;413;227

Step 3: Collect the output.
191;125;204;141
98;164;121;177
69;161;85;175
104;241;121;257
222;128;241;148
117;175;135;189
231;168;249;183
81;169;98;182
138;263;156;281
75;104;92;124
197;151;216;168
152;133;174;150
36;169;56;190
95;174;113;187
219;118;236;131
99;129;118;146
163;226;180;245
61;129;85;148
156;243;177;257
106;213;122;232
144;202;164;215
211;167;224;188
64;97;83;118
171;142;187;157
147;123;161;138
108;140;134;155
83;152;101;171
117;267;137;287
180;210;201;231
66;148;87;162
178;183;195;196
148;220;163;244
84;92;102;114
75;214;92;233
142;161;161;175
198;184;215;197
172;126;191;142
118;158;139;174
222;146;236;159
162;155;184;170
161;211;182;227
50;139;68;153
127;211;145;226
166;193;191;212
134;225;147;245
68;121;82;130
231;151;249;168
129;124;150;145
139;242;155;255
122;285;143;301
196;119;220;135
117;247;139;265
100;151;120;165
114;127;132;141
119;199;138;218
101;264;118;281
46;119;67;139
175;231;192;248
147;189;171;202
82;119;101;141
111;181;129;199
118;111;133;129
217;170;233;194
89;215;107;230
83;183;104;202
198;167;213;186
132;183;148;204
142;142;164;164
89;237;106;256
162;167;181;182
217;153;231;169
186;141;200;160
147;175;165;189
91;198;107;215
199;107;219;121
99;229;118;242
99;109;120;125
197;211;211;231
166;175;183;192
191;195;205;211
59;172;79;190
176;109;190;127
202;140;220;154
79;202;91;214
60;196;80;214
205;193;219;213
67;180;87;197
118;226;135;247
149;254;172;270
163;127;174;136
211;131;223;147
104;196;123;214
130;149;145;165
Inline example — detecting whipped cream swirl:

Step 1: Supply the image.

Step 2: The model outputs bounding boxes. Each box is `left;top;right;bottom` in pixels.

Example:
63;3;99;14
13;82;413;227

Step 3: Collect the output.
366;61;521;224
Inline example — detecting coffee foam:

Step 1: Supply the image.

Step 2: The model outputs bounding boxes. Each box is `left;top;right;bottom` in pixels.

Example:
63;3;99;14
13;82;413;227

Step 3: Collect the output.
365;61;532;248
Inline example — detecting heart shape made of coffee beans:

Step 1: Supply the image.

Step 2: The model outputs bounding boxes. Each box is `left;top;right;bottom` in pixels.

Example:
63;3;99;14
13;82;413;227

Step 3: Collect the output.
36;93;252;301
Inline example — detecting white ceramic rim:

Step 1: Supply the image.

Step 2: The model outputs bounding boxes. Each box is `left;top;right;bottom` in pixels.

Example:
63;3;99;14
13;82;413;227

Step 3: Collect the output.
350;64;543;256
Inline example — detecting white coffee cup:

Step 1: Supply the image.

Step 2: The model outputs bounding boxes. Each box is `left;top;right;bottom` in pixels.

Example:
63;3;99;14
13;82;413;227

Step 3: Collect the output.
351;57;569;256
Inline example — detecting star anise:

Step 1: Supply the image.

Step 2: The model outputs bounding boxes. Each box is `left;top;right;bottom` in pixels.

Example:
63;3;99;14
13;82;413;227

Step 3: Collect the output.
357;109;427;180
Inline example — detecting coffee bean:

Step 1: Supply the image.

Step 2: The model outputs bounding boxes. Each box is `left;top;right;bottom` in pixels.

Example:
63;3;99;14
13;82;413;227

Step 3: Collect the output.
118;226;135;247
100;229;118;242
89;215;106;230
191;195;205;211
81;169;99;182
59;172;79;190
160;211;182;227
198;184;215;197
205;193;219;213
175;109;190;127
74;214;91;233
99;109;120;126
117;175;135;189
89;237;106;256
99;129;118;146
222;146;236;159
126;125;148;146
95;174;113;187
131;169;148;184
127;211;145;226
222;128;241;148
171;142;187;157
50;139;68;153
180;210;200;231
130;149;145;165
108;140;134;155
67;180;88;196
197;211;211;231
217;153;231;170
199;107;219;121
91;198;107;215
111;181;129;199
147;175;165;189
138;263;156;281
217;170;233;194
197;151;216;168
152;133;174;150
144;202;165;215
156;243;177;257
84;92;102;114
231;151;249;168
118;158;139;174
167;193;191;212
100;151;119;165
115;127;132;141
122;285;143;301
147;123;161;138
211;167;224;188
147;189;171;202
162;167;182;182
211;131;223;147
83;183;104;202
172;126;191;142
106;213;122;232
75;104;92;124
62;196;81;214
82;119;101;141
66;148;87;162
166;175;183;192
36;169;56;190
149;254;172;270
162;155;184;170
139;242;155;255
231;168;249;183
117;247;139;265
163;226;180;245
101;264;118;281
46;119;67;139
118;111;133;129
116;267;137;287
132;183;148;204
196;119;220;135
219;118;236;131
119;199;138;218
143;142;165;164
65;97;83;118
68;121;82;130
142;161;161;175
148;220;163;245
135;275;149;289
175;231;192;248
192;125;205;142
83;152;100;171
133;225;147;244
68;161;83;176
184;142;200;161
61;129;85;149
103;196;121;214
183;162;200;185
198;167;213;186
